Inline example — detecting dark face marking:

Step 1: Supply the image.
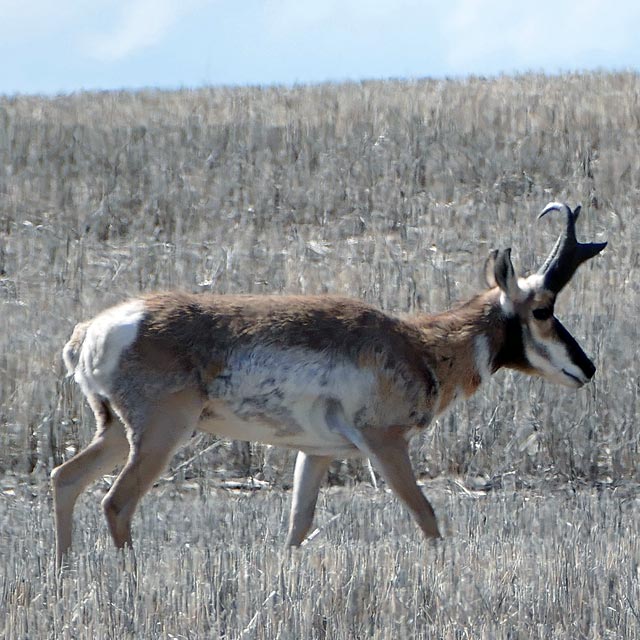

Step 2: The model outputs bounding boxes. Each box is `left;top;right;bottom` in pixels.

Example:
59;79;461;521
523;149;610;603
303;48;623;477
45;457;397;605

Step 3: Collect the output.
553;318;596;380
497;282;596;383
493;314;530;372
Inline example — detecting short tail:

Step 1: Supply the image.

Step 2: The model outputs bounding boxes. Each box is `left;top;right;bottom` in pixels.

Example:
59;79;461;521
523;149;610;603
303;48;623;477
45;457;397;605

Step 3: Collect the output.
62;321;91;376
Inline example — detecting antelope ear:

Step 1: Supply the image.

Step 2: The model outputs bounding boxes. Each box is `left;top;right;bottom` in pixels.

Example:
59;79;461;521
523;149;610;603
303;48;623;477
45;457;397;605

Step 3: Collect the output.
493;248;524;301
484;250;499;288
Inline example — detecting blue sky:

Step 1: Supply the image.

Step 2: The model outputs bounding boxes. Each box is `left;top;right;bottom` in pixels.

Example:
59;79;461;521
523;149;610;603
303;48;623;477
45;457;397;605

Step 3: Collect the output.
2;0;639;95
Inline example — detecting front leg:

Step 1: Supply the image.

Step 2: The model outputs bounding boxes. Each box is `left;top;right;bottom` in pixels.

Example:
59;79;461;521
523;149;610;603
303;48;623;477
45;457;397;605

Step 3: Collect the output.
286;451;332;546
325;399;441;540
360;427;441;539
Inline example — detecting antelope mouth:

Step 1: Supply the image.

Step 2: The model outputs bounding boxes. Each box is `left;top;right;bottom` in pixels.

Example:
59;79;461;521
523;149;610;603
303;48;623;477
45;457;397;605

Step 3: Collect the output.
562;369;586;388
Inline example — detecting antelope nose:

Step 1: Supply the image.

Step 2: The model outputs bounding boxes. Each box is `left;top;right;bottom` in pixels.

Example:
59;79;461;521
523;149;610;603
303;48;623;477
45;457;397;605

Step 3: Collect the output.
584;359;596;380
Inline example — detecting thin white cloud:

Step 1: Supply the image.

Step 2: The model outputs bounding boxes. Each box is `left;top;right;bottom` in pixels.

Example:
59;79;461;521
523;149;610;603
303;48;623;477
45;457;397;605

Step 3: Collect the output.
0;0;79;43
264;0;434;37
84;0;205;62
443;0;640;73
0;0;206;61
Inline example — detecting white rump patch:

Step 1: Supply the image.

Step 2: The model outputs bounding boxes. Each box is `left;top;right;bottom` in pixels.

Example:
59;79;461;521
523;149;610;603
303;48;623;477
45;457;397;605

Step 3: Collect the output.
474;335;492;384
75;300;145;397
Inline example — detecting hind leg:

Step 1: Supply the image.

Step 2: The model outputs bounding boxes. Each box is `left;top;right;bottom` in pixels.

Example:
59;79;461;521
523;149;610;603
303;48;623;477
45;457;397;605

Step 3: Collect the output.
51;397;130;566
286;451;332;546
101;388;203;550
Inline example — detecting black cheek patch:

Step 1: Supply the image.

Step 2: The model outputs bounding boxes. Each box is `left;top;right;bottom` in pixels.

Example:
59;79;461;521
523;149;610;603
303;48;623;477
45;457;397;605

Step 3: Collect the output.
493;315;530;371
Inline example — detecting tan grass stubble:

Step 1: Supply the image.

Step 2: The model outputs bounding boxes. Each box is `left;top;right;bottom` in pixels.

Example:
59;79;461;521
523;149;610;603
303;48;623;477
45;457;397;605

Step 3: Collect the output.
0;73;638;637
1;481;639;638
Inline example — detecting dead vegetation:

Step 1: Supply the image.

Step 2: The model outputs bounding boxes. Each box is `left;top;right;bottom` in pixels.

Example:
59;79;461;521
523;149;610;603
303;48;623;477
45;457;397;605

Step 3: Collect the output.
0;72;639;637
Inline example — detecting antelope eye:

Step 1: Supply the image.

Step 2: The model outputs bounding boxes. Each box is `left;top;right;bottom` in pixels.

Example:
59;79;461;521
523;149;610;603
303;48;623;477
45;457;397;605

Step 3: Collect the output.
532;307;553;321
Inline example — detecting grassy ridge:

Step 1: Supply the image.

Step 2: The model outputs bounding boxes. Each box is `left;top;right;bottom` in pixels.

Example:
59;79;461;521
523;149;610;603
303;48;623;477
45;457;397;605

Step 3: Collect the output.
1;72;639;637
1;72;636;482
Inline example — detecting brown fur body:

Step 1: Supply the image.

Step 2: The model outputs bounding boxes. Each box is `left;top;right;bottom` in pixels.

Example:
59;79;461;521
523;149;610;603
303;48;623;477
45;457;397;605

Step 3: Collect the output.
102;291;507;456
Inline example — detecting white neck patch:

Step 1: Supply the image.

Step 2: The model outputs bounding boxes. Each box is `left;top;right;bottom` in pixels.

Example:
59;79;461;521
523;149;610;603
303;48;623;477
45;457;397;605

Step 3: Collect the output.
474;334;492;383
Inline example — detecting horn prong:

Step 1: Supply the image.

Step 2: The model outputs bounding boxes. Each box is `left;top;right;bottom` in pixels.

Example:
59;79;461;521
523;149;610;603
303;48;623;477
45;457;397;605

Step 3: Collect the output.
573;204;582;220
537;202;605;293
538;202;572;220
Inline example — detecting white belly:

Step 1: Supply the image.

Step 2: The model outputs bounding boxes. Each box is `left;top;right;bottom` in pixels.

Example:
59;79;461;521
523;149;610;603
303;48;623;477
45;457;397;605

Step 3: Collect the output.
197;399;359;456
196;344;427;456
198;345;383;456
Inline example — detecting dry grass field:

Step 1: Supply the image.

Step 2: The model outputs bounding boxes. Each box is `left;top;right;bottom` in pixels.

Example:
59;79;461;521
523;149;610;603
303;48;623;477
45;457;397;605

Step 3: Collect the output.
1;72;639;638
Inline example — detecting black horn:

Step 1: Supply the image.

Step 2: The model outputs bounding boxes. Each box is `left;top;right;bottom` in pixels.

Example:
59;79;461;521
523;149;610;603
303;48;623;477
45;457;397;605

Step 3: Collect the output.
537;202;607;293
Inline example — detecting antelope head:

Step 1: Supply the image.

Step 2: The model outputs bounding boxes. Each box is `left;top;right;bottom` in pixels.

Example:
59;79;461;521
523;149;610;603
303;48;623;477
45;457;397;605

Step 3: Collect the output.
487;202;607;388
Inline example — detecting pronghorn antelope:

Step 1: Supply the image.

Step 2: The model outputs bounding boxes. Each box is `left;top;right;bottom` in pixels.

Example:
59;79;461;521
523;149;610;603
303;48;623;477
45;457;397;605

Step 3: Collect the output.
52;203;605;565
